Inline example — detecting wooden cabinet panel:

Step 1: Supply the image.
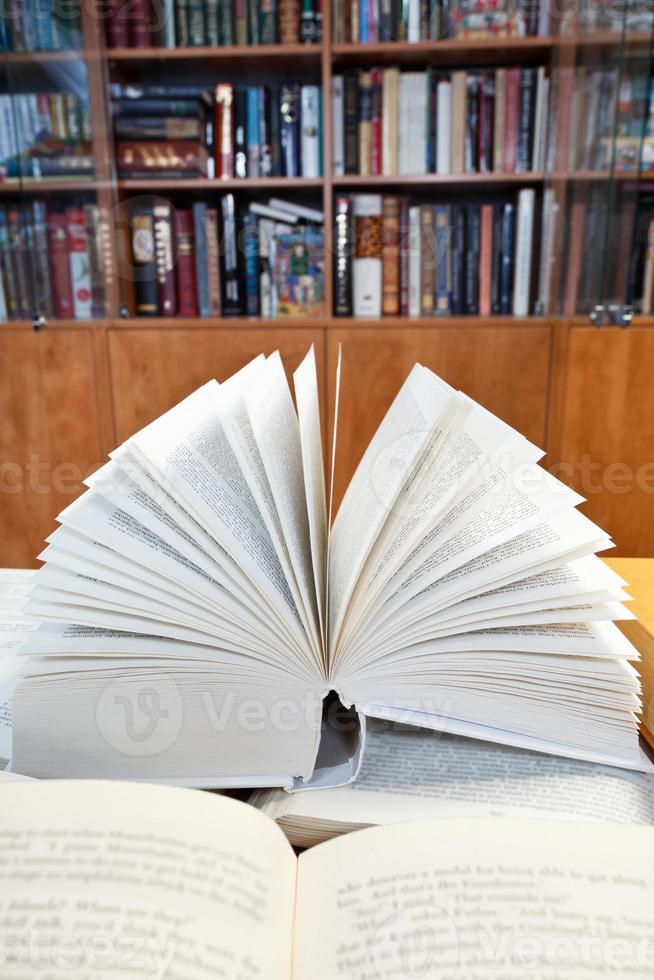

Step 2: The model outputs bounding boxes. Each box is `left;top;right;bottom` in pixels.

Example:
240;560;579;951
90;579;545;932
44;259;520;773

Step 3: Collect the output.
108;328;326;442
327;326;552;512
555;327;654;556
0;329;102;568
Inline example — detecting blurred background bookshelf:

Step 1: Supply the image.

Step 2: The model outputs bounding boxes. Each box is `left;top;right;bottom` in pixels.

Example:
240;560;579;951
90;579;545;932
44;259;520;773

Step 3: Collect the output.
0;0;653;566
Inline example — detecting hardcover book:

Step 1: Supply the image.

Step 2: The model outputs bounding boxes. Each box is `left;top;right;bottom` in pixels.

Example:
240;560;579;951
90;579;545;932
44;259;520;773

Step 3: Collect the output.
13;348;645;785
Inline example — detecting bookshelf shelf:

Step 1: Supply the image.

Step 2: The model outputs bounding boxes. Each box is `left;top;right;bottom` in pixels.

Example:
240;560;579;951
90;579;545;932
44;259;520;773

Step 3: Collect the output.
116;177;325;190
108;43;323;63
333;173;546;187
330;37;555;67
0;178;100;194
0;49;83;65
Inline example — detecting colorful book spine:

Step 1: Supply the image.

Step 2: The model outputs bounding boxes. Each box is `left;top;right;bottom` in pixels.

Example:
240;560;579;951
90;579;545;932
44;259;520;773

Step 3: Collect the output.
66;207;93;320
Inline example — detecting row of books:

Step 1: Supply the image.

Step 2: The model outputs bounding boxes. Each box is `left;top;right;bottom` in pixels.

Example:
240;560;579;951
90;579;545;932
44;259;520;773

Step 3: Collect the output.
128;195;324;317
331;0;552;43
0;202;106;322
111;83;323;179
0;0;82;51
334;190;538;317
0;92;93;181
332;66;548;177
629;195;654;315
105;0;322;48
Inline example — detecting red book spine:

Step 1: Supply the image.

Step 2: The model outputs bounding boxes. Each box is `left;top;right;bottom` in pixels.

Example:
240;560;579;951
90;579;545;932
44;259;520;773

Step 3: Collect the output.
371;68;383;175
503;68;520;173
215;84;234;179
479;203;493;316
106;0;129;46
46;211;74;319
175;210;198;317
128;0;151;47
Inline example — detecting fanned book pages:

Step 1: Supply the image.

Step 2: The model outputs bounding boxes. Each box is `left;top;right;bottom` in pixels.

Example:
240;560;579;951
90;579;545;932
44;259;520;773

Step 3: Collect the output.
12;347;646;784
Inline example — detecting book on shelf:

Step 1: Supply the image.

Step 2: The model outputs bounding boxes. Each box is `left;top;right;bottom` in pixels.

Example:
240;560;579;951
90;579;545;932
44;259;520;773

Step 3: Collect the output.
1;0;83;51
11;347;647;783
331;65;548;178
252;721;654;847
0;91;93;182
333;191;538;318
0;201;106;322
3;780;654;978
331;0;556;42
127;195;324;317
104;0;321;48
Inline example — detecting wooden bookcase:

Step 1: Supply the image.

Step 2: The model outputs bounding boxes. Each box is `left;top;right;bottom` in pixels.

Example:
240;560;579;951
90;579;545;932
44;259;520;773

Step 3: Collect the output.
1;6;653;564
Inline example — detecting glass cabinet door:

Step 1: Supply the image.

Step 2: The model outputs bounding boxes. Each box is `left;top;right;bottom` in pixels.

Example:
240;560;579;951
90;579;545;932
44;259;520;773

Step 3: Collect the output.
541;0;654;320
0;0;118;322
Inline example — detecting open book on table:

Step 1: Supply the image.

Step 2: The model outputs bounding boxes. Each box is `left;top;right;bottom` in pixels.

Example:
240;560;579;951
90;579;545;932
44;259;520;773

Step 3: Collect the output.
12;347;645;784
1;779;654;979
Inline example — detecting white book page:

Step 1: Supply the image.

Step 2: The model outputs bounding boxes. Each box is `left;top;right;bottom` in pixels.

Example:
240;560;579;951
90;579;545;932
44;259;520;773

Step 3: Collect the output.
0;783;296;980
293;347;328;655
329;365;454;650
0;570;36;764
267;727;654;827
294;818;654;979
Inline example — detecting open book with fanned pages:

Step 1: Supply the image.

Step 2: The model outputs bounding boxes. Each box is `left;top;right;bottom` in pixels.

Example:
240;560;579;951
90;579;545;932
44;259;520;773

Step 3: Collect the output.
12;348;647;785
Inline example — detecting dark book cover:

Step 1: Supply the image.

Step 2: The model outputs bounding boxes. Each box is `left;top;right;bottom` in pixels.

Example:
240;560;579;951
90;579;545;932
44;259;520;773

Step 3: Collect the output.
112;97;203;117
188;0;205;43
379;0;393;41
83;203;106;319
30;201;54;320
205;0;220;44
175;0;190;45
248;0;260;43
205;206;222;316
382;195;400;315
450;203;466;315
175;209;198;317
465;74;480;173
343;70;359;174
260;0;277;42
127;0;151;47
219;0;234;43
280;84;301;178
116;140;208;177
426;68;438;173
105;0;129;47
491;202;504;314
500;201;515;314
7;208;32;319
419;0;430;39
152;200;177;316
193;202;211;317
234;88;248;178
464;203;480;314
234;0;247;43
259;87;274;177
479;72;494;174
220;193;243;315
516;67;537;173
129;205;158;316
243;212;260;316
334;195;353;316
113;117;202;139
269;84;282;176
371;69;383;175
399;196;410;316
279;0;299;41
434;204;451;316
0;208;20;320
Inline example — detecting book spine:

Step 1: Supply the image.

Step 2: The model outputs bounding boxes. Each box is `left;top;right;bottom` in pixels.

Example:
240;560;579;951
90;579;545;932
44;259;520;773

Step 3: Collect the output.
260;0;276;42
563;198;587;316
258;217;274;316
370;69;383;176
464;73;480;173
130;207;158;316
434;204;451;316
512;188;535;316
280;84;301;178
479;72;494;174
234;88;248;178
420;204;435;316
358;71;373;176
193;202;210;317
82;203;106;319
332;76;345;177
234;0;247;43
536;186;557;315
300;85;321;178
450;70;466;174
479;203;493;316
113;117;202;140
436;79;451;174
516;67;537;173
258;87;273;177
127;0;151;47
215;84;235;179
175;0;190;44
451;203;465;315
382;194;400;315
246;87;261;178
46;211;74;319
219;0;234;43
248;0;260;43
334;195;353;317
64;207;92;320
343;71;359;174
382;67;399;176
491;202;503;315
408;204;421;317
499;201;514;314
398;196;410;316
464;203;480;314
205;207;222;316
152;201;177;316
116;141;208;177
30;201;54;320
493;68;505;173
220;193;242;315
188;0;205;43
175;209;198;316
243;212;260;316
503;67;520;173
279;0;300;41
352;194;382;317
204;0;219;43
106;0;129;47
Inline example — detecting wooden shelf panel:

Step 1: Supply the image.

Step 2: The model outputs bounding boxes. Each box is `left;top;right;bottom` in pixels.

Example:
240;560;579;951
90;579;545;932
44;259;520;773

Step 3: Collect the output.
108;43;322;61
117;176;324;191
333;172;545;186
0;49;83;65
0;178;100;193
331;37;554;66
